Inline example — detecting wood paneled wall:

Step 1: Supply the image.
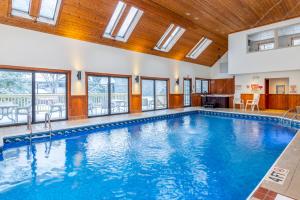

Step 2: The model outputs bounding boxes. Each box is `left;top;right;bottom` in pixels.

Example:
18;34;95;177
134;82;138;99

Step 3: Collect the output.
169;94;183;108
69;95;88;120
210;78;234;94
191;93;201;107
130;94;142;113
268;94;300;110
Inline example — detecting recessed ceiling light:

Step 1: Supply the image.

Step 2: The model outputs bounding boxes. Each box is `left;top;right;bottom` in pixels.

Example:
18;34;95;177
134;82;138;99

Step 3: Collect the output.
185;12;191;16
194;17;199;20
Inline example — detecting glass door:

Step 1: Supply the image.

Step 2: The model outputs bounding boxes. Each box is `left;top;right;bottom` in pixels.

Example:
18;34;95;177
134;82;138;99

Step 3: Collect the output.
110;77;129;114
184;79;191;107
142;79;155;111
35;72;67;122
155;80;167;109
0;69;69;127
88;75;129;117
0;70;32;126
88;76;109;116
142;79;168;111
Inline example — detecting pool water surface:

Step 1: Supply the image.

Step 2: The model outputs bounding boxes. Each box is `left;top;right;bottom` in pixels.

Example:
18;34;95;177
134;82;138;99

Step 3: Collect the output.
0;113;297;200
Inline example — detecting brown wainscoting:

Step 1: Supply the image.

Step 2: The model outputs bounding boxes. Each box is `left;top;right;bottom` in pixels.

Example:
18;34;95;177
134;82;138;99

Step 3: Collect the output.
169;94;183;109
69;95;88;120
130;94;142;113
210;78;235;94
289;94;300;109
267;94;300;110
241;94;266;110
191;93;201;107
268;94;289;110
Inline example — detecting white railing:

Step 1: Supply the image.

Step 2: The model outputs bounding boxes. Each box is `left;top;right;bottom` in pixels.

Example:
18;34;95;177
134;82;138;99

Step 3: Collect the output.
0;94;66;112
88;93;128;105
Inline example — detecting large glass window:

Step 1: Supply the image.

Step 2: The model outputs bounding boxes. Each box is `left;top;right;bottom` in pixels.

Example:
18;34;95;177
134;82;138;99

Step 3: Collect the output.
196;79;209;94
111;77;129;114
184;79;191;107
35;72;67;122
142;79;168;111
88;75;129;117
0;69;68;127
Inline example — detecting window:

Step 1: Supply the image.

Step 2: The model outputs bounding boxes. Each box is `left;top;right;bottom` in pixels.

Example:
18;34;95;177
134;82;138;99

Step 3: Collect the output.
187;37;212;59
248;30;275;52
11;0;32;19
103;1;143;42
142;78;168;111
11;0;61;25
196;79;209;94
154;24;185;52
38;0;61;24
88;75;129;117
292;38;300;46
35;72;67;122
258;42;274;51
183;79;191;107
0;69;68;127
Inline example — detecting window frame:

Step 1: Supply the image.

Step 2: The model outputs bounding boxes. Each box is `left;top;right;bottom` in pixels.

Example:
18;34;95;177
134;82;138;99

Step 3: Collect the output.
0;65;70;127
141;76;169;112
183;78;192;107
154;24;186;52
195;78;210;94
292;37;300;46
103;1;143;42
86;72;131;118
37;0;62;25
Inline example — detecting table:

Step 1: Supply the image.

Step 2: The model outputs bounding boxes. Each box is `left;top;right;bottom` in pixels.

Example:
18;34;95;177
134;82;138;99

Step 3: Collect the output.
201;94;233;108
0;102;18;122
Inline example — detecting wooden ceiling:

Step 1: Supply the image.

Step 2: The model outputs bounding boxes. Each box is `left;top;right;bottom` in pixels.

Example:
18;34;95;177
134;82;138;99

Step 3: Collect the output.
0;0;300;66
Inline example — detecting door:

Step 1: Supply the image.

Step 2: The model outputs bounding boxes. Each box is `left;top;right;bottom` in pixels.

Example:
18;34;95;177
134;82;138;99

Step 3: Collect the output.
88;75;129;117
142;79;168;111
184;79;192;107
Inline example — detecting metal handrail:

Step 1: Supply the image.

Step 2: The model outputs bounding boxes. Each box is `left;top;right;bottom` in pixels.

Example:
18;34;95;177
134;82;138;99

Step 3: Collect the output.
27;113;33;143
44;113;52;139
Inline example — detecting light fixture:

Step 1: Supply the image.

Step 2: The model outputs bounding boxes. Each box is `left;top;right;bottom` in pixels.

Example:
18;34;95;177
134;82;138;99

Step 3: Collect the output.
176;78;180;85
135;75;140;83
186;37;212;59
77;71;82;81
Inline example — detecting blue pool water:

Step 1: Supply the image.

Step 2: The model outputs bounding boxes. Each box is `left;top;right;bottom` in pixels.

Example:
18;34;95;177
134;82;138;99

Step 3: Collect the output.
0;113;297;200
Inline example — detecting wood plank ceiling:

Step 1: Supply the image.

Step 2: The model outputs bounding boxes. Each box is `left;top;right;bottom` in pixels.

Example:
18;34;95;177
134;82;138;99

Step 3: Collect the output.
0;0;300;66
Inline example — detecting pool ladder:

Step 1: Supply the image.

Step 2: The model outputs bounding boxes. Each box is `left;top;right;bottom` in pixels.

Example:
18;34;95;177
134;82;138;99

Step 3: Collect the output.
280;108;298;127
27;113;53;144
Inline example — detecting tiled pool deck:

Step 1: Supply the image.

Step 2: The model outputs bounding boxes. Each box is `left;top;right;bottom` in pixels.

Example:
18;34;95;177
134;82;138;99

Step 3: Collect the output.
0;107;299;199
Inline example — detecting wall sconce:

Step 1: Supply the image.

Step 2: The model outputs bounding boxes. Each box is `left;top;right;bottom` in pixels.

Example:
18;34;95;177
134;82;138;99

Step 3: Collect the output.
135;75;140;83
176;78;180;85
77;71;82;81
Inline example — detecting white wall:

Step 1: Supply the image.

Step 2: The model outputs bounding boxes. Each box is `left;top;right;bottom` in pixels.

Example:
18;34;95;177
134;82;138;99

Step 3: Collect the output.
228;17;300;74
269;78;289;94
210;53;234;79
0;24;211;95
235;70;300;94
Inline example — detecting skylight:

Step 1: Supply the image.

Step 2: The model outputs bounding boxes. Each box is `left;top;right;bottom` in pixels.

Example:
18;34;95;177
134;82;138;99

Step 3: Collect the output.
186;37;212;59
11;0;32;19
38;0;62;25
154;24;185;52
103;1;143;42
